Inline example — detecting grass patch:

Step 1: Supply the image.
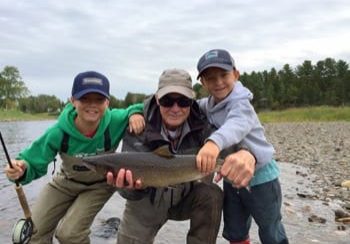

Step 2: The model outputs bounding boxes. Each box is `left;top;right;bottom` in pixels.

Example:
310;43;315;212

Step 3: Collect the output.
0;109;57;121
2;106;350;123
258;106;350;123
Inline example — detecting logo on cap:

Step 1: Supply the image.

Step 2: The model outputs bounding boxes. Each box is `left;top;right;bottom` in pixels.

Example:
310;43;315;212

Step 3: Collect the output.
82;78;103;86
72;71;110;99
205;50;219;60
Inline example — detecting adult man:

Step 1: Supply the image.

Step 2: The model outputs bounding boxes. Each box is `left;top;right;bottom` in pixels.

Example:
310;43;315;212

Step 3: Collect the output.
107;68;256;244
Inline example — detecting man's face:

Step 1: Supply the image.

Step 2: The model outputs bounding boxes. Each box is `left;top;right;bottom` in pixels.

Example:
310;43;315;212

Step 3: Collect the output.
200;67;239;103
157;93;192;130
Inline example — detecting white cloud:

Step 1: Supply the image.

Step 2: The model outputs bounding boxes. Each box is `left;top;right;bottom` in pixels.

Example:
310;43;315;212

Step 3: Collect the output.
0;0;349;100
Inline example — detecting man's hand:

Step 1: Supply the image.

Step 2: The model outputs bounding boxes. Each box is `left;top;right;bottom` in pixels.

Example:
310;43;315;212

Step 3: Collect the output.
215;150;256;188
128;114;145;134
106;168;143;189
196;140;220;174
5;160;26;181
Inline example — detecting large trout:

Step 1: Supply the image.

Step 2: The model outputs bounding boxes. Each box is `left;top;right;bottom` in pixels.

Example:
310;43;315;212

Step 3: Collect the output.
82;147;224;187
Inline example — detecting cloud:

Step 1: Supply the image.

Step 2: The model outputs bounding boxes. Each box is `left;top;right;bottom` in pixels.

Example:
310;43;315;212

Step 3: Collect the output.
0;0;349;100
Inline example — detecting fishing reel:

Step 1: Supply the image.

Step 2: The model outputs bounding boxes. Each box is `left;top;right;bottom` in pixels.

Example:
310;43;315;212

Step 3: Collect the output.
12;218;33;244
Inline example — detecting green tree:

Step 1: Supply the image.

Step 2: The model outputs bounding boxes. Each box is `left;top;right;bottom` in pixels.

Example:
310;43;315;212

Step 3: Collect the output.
124;92;147;107
193;83;208;99
0;66;29;109
18;94;62;113
241;71;264;109
323;58;338;105
334;59;349;105
296;60;315;105
278;64;297;107
109;95;126;108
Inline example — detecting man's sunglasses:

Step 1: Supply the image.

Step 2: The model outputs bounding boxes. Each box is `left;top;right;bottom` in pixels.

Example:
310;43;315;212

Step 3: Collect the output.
159;96;193;108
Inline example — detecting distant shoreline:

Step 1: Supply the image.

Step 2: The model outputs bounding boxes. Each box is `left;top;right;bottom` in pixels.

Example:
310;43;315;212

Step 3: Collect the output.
1;106;350;123
0;110;57;122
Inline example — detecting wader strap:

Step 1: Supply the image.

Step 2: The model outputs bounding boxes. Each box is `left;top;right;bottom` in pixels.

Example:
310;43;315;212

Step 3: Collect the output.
52;131;69;175
181;184;186;198
61;126;110;153
61;131;70;153
52;158;56;175
150;187;156;205
104;124;111;151
170;188;174;207
60;127;111;172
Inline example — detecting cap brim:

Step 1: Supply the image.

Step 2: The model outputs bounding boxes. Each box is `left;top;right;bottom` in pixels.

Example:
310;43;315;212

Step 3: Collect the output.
73;88;110;100
197;63;233;79
157;85;195;99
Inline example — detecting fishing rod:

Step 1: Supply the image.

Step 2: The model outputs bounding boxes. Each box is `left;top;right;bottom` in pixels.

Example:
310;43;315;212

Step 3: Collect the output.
0;131;34;244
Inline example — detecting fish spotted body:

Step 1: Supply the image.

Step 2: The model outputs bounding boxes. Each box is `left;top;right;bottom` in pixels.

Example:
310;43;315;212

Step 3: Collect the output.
82;149;223;187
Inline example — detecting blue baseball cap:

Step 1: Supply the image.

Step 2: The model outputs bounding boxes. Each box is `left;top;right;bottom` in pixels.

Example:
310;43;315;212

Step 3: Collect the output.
71;71;110;99
197;49;236;79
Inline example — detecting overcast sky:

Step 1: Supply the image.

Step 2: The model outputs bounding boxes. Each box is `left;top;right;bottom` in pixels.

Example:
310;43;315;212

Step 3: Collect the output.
1;0;349;101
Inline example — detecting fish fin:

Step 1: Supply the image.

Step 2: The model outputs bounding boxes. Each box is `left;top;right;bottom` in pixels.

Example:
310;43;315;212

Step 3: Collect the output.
153;145;174;159
83;162;97;172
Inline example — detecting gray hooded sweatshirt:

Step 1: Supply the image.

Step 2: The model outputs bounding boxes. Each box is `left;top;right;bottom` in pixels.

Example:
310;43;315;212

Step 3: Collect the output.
197;81;275;170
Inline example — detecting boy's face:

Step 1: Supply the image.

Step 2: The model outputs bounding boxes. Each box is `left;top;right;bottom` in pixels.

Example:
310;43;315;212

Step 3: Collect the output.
200;67;239;103
71;93;109;125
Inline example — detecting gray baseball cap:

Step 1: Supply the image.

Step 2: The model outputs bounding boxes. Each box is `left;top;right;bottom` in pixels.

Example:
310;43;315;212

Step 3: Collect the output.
156;68;195;99
197;49;235;79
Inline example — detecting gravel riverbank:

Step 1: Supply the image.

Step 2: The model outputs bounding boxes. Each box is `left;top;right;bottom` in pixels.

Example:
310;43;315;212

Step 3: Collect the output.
265;122;350;208
1;122;349;243
90;122;350;243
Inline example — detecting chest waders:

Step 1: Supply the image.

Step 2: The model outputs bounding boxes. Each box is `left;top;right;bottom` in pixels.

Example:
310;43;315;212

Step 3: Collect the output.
53;126;113;190
28;126;116;244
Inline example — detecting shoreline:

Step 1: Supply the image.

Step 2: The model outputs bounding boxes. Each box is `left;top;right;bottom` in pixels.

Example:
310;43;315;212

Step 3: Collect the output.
1;121;349;243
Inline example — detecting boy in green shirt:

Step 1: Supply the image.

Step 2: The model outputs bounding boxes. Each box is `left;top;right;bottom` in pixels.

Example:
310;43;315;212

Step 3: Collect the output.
5;71;144;244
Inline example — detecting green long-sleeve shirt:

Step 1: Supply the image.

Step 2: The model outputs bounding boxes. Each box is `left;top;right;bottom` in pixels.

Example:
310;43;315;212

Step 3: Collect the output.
17;102;143;185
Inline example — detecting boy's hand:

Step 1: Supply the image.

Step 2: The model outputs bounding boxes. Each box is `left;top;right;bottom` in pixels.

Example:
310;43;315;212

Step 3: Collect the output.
215;149;255;188
128;114;145;135
196;140;220;174
5;160;26;180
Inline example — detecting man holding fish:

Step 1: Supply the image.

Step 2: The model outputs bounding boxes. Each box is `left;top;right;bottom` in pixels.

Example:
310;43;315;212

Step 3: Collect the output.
106;68;257;244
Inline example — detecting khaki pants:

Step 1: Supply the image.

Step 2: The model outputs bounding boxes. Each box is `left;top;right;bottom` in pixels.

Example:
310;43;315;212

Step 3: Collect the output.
30;173;115;244
117;182;223;244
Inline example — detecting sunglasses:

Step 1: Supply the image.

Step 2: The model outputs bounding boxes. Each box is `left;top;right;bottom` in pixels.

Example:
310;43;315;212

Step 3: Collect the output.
159;96;193;108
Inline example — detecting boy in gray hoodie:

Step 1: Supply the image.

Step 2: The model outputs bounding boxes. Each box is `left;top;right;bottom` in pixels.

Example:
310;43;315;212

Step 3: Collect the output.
195;49;289;244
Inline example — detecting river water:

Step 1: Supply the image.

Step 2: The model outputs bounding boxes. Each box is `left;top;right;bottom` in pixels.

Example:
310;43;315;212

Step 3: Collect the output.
0;121;349;243
0;120;227;243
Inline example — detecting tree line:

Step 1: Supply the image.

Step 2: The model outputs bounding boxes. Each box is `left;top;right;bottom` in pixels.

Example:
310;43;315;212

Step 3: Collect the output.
240;58;350;110
1;57;349;113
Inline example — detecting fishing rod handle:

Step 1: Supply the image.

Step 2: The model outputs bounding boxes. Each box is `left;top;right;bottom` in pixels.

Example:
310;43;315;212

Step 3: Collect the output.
15;185;32;219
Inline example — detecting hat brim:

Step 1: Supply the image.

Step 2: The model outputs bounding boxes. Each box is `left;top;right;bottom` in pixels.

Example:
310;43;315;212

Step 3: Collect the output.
197;63;233;79
157;85;195;99
73;88;110;100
